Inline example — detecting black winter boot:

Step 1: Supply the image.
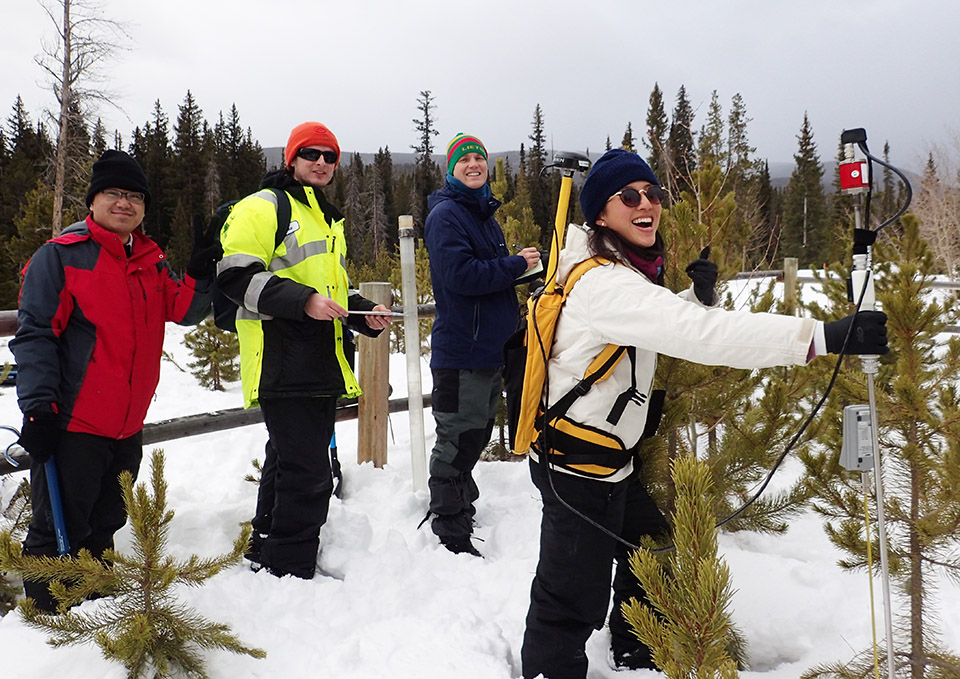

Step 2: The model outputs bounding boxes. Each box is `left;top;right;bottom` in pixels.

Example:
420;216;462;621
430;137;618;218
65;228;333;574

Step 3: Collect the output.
439;535;482;557
611;645;657;671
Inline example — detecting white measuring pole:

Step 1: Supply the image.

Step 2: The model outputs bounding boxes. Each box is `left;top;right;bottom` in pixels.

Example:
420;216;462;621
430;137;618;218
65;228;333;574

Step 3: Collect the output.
398;215;428;492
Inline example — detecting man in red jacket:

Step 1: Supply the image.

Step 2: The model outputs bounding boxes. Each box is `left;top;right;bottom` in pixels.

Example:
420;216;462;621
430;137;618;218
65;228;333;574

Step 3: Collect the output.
10;150;217;612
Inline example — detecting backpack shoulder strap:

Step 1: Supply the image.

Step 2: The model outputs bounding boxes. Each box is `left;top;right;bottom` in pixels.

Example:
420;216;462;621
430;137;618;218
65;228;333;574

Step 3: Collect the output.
266;188;292;251
543;344;628;422
540;256;625;421
561;256;611;299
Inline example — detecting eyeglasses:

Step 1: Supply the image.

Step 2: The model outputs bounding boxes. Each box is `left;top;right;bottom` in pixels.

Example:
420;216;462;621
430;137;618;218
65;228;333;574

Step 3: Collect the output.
297;148;338;164
101;189;146;206
607;185;666;207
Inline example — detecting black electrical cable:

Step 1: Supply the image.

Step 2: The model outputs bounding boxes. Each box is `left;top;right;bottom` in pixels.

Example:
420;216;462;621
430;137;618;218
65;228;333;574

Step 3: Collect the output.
857;141;914;231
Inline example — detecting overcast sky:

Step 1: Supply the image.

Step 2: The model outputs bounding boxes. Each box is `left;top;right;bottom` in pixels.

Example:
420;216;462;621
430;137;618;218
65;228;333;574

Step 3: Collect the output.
2;0;957;172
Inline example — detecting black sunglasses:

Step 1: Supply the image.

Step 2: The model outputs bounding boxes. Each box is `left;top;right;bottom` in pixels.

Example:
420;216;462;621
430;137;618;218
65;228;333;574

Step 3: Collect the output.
297;148;338;164
608;185;666;207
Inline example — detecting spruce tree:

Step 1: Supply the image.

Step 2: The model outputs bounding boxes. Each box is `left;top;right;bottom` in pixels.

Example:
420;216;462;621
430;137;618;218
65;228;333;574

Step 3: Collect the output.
801;217;960;679
697;91;725;170
374;146;398;252
0;450;265;678
410;89;441;227
91;117;107;157
166;199;192;275
0;100;54;307
667;85;697;197
1;97;54;241
169;91;208;255
621;122;636;152
726;93;757;194
364;153;391;259
343;152;366;262
644;83;670;189
1;179;56;304
781;113;829;266
527;104;551;235
130;101;173;248
184;318;240;391
211;104;264;205
622;455;740;678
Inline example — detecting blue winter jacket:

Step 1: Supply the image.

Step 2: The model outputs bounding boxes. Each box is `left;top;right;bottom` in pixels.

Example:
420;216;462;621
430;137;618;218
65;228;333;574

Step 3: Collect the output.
425;183;527;370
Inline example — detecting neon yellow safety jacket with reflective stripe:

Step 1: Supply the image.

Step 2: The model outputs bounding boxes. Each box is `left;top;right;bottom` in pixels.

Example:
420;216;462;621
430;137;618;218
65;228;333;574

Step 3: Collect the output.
217;180;377;408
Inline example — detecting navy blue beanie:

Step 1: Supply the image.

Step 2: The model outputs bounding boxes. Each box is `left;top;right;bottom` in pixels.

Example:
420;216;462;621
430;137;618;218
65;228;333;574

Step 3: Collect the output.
579;149;659;226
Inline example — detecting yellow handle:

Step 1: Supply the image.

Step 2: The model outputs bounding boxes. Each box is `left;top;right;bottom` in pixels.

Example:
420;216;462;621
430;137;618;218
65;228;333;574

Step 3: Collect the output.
546;174;574;293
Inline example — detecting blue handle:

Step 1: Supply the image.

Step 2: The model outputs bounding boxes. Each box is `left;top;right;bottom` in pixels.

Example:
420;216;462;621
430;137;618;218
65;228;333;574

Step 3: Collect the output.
44;458;71;555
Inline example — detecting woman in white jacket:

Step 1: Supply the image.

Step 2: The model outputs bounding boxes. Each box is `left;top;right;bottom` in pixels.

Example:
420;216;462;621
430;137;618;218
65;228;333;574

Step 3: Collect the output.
520;149;889;679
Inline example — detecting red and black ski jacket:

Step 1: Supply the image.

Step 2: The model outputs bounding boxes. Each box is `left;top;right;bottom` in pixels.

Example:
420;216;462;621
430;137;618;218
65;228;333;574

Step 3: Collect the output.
10;216;213;439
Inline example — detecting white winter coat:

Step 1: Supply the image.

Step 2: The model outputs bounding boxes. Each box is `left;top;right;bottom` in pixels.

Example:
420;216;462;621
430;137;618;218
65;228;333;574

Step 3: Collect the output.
537;223;818;482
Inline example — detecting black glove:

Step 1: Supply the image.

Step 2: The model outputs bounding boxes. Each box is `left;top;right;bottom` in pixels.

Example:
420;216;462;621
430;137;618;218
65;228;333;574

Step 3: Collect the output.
823;310;889;355
685;246;718;305
186;213;224;279
18;410;62;465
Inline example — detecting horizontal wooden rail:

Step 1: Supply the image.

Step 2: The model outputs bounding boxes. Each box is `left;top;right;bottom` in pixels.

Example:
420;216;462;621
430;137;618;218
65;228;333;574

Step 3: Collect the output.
0;393;432;476
0;306;435;340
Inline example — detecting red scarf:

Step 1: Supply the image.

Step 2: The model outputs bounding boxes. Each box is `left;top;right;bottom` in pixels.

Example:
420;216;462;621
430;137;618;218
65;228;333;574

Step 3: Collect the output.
620;231;665;284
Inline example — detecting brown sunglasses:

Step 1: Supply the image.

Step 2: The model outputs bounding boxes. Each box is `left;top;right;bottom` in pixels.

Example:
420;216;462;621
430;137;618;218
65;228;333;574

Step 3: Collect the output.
607;185;666;207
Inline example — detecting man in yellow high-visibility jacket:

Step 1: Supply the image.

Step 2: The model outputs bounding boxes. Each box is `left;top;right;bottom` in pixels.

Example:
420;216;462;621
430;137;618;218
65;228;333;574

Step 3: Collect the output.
217;121;391;579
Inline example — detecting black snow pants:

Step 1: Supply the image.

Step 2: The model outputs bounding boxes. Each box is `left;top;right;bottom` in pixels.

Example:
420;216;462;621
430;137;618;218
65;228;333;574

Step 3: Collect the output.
22;430;143;612
252;396;336;579
521;457;669;679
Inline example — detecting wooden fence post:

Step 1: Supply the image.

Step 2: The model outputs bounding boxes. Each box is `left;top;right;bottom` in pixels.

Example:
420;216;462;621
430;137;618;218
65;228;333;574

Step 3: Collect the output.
783;257;799;316
357;281;392;467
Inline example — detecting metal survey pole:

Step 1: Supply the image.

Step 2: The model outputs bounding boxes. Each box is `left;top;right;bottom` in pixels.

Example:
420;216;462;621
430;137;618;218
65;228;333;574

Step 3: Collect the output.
398;215;427;492
841;128;895;679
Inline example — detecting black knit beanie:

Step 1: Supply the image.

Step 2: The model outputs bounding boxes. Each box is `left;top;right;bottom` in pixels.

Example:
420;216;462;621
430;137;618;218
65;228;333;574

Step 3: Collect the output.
85;150;152;209
579;148;659;227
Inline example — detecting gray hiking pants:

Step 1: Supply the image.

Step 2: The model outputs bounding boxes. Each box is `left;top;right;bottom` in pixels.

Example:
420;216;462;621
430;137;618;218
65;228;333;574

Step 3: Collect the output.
428;367;501;539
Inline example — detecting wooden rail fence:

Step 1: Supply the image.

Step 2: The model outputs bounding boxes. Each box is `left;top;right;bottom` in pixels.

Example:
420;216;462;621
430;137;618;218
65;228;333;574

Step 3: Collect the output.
3;264;960;476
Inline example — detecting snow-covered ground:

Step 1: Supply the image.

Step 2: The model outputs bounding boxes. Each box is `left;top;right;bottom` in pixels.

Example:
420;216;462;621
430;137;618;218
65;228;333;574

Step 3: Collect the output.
1;317;959;679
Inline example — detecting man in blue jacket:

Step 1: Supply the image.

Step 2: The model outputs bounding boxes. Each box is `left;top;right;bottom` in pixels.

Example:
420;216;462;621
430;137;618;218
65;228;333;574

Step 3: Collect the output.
424;133;540;556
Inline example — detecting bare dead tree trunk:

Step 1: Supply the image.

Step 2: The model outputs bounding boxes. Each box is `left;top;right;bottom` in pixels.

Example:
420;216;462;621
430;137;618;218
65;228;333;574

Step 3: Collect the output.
51;0;72;236
37;0;128;236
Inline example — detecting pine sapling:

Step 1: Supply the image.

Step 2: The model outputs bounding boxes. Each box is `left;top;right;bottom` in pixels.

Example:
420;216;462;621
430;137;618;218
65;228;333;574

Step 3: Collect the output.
622;455;740;678
184;318;240;391
1;478;32;614
0;450;265;678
